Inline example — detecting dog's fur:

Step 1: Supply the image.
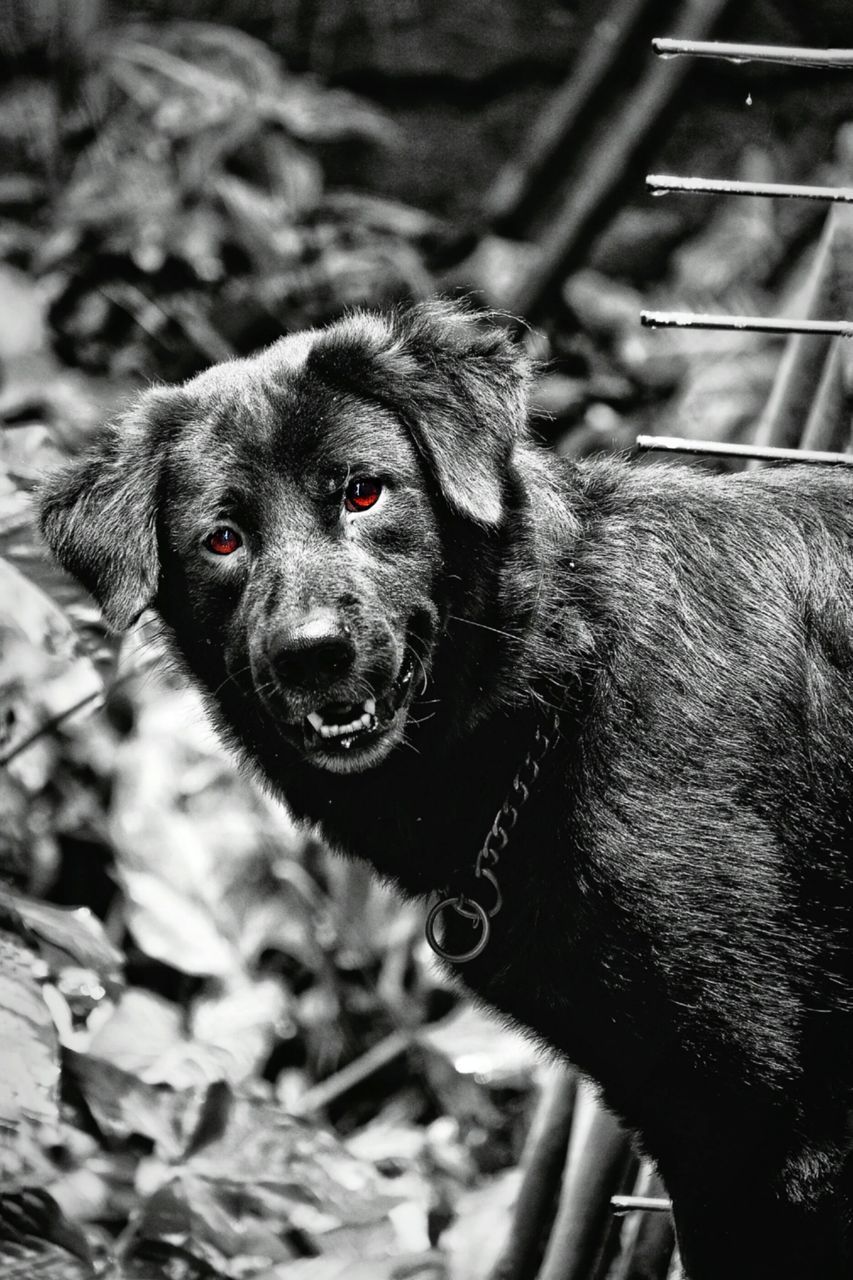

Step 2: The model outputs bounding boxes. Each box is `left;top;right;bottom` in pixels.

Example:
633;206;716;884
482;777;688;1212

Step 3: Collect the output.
40;300;853;1278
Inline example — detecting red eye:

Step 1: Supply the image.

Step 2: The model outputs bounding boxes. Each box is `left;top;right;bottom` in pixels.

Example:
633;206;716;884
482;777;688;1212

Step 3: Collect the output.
344;477;383;513
205;527;243;555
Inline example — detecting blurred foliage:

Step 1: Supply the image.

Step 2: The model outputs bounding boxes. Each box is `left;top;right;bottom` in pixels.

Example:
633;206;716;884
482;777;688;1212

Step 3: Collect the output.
1;16;442;381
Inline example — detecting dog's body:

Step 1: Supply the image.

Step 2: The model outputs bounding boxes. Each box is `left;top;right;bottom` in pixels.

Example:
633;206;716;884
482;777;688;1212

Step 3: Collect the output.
40;302;853;1277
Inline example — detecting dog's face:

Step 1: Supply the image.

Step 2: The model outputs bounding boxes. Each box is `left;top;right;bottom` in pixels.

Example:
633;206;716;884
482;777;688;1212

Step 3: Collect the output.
40;301;531;774
160;377;442;774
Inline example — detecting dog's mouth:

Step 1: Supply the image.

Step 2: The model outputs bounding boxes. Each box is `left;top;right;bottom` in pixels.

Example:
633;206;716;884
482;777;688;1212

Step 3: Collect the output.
300;649;417;768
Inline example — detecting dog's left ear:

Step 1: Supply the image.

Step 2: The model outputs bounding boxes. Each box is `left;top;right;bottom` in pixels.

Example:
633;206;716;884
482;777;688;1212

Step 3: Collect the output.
39;386;183;630
309;299;532;526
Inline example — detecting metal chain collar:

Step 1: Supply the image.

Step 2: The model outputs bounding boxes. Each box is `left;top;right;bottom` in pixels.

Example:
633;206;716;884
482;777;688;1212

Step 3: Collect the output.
425;711;561;964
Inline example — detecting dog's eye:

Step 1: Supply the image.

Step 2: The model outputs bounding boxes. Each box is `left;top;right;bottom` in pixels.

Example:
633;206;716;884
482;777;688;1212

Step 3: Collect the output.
344;477;383;513
205;526;243;555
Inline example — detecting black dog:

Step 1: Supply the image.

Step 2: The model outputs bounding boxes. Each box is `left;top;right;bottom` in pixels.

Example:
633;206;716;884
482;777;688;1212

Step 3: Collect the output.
40;300;853;1278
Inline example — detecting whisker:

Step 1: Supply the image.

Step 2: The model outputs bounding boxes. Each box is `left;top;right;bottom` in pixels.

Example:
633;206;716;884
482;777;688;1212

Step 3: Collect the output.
407;711;437;728
409;648;430;696
448;614;519;642
210;662;254;699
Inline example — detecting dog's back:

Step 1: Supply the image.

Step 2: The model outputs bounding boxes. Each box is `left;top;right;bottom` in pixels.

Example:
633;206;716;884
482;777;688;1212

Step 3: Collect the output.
533;458;853;1278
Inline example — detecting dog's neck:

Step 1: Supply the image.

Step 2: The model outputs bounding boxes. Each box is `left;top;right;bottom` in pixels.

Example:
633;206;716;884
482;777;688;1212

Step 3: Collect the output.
269;694;556;897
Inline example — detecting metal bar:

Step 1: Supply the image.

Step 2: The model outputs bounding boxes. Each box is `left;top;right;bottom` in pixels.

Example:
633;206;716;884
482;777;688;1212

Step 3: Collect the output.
635;435;853;465
641;311;853;338
609;1167;675;1278
647;174;853;204
611;1195;673;1216
652;39;853;69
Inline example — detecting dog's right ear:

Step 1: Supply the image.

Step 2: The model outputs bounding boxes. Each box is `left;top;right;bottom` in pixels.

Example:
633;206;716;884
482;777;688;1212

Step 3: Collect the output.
306;299;532;527
39;386;182;631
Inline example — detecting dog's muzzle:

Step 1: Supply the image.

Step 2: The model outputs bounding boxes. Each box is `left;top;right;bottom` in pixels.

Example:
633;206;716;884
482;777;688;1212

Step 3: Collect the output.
302;648;416;752
259;607;420;769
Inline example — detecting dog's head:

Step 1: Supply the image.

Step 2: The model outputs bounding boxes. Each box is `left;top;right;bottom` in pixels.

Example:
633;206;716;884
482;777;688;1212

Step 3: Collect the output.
40;300;531;773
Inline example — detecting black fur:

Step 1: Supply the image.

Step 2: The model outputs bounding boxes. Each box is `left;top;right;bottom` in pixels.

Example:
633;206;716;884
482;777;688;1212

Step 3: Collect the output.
39;300;853;1278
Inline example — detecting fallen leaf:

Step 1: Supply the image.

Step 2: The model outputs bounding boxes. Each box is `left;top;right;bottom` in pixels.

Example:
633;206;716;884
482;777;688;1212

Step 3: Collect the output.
0;929;61;1190
88;981;290;1089
65;1051;204;1162
0;1187;96;1279
119;1172;292;1276
0;885;123;999
110;676;306;980
86;989;185;1079
186;1090;401;1233
0;556;103;796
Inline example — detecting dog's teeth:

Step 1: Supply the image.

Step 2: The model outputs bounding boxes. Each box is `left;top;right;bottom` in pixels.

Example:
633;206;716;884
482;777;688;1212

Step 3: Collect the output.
310;703;377;746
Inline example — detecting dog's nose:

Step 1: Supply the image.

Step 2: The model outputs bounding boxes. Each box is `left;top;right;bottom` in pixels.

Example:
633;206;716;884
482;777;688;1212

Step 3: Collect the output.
269;610;355;690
